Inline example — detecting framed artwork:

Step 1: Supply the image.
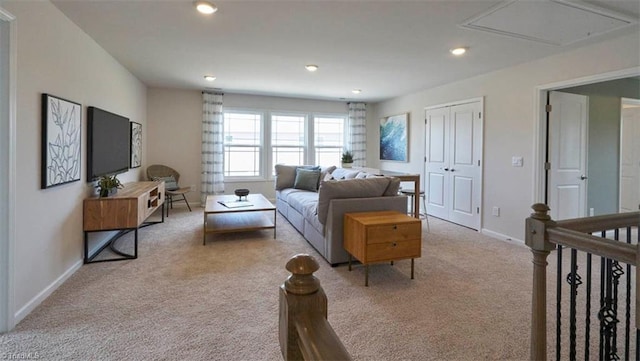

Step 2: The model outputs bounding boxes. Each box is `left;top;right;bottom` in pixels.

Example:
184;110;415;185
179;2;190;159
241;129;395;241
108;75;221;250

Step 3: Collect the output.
380;112;409;162
130;122;142;168
41;93;82;189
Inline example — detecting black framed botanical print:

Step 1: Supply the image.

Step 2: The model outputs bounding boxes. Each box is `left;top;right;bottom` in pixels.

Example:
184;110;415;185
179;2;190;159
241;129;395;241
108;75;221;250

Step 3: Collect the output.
130;121;142;168
41;93;82;189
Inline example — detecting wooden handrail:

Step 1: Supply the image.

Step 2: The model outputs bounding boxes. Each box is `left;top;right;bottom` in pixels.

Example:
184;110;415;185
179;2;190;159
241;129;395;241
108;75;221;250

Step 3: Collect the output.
279;254;352;361
295;313;351;361
546;227;637;265
525;203;640;361
555;211;640;234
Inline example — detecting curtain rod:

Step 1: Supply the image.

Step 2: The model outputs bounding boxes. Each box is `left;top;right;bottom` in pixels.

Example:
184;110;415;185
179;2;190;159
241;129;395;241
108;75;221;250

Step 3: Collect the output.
202;91;224;95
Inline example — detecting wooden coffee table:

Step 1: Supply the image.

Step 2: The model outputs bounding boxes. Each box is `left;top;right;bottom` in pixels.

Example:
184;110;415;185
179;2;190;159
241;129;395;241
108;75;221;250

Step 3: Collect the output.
203;194;276;245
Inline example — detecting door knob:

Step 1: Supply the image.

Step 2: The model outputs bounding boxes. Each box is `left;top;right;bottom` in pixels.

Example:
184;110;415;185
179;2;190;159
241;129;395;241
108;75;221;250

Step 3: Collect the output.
450;169;456;172
580;175;588;180
444;168;449;171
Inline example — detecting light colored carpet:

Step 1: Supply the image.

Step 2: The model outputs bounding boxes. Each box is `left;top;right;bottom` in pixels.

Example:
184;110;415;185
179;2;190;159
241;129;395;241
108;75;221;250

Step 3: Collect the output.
0;207;538;360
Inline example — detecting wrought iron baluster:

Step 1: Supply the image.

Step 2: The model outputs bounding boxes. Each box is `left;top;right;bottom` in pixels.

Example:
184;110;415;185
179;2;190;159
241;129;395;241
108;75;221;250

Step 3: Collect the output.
566;248;581;360
610;260;623;360
611;229;621;359
600;255;605;360
599;231;606;361
557;244;563;361
585;252;592;361
624;227;631;360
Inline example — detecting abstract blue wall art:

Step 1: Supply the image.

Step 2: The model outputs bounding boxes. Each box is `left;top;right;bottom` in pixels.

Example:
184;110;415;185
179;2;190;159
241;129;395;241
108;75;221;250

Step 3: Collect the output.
380;113;408;162
41;94;82;189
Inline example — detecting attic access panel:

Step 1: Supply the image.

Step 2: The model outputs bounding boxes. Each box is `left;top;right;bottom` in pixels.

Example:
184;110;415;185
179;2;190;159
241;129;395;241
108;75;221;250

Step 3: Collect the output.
461;0;636;46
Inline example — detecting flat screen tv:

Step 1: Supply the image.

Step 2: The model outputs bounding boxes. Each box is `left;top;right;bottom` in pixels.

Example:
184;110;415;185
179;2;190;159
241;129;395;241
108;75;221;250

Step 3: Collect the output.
87;106;130;181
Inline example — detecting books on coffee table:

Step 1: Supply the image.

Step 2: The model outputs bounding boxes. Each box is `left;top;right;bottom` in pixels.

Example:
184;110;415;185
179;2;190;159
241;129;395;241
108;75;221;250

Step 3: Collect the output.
217;200;253;208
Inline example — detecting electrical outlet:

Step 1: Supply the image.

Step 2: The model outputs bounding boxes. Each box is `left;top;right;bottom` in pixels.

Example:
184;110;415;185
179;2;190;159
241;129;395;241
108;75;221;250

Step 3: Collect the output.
492;206;500;216
589;208;594;216
188;184;196;191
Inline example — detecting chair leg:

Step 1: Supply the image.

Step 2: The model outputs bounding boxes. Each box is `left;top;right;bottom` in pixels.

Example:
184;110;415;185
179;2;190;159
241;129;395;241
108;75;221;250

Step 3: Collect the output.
182;194;192;212
421;193;430;232
166;194;172;217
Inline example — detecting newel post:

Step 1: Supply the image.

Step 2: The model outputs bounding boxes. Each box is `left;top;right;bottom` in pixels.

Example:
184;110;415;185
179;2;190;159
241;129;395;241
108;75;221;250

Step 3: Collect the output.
279;254;327;361
525;203;556;361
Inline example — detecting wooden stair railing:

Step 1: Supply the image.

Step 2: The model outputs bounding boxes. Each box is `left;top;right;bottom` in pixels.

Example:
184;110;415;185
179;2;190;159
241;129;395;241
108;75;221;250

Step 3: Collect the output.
525;203;640;360
279;254;352;361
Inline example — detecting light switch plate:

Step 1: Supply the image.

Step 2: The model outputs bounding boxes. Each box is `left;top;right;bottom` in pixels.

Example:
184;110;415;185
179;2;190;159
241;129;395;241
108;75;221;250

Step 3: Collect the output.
512;156;523;167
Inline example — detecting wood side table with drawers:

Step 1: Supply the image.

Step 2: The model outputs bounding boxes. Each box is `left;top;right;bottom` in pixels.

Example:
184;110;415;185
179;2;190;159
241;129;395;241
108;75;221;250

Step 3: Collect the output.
344;211;422;286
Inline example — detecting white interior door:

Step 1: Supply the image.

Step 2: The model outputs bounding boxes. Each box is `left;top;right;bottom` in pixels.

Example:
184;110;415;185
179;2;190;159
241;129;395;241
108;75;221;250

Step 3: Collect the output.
448;103;482;229
548;91;588;220
425;100;482;229
620;98;640;213
425;106;449;220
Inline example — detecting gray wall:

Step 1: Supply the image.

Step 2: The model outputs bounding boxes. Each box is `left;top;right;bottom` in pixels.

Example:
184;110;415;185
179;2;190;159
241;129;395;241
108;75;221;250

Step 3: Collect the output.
369;32;639;241
1;0;147;325
560;78;640;215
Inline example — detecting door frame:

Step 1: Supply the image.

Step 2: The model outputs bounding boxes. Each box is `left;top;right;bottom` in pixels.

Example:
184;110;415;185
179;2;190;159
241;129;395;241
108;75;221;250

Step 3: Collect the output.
424;96;484;230
0;7;16;333
533;67;640;205
619;97;640;212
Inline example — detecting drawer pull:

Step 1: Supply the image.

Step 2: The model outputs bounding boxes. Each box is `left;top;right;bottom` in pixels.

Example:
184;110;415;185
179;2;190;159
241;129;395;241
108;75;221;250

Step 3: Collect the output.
392;242;397;247
393;225;397;229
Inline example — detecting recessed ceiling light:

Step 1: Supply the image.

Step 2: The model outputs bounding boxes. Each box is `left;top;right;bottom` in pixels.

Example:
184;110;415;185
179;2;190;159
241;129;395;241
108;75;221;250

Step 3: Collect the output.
204;75;216;82
352;89;362;94
195;1;217;15
305;64;319;72
450;47;467;56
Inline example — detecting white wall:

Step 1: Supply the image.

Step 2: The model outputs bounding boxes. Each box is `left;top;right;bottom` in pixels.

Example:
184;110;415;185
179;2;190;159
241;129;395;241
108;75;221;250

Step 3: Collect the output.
369;32;640;242
147;89;348;203
1;0;147;324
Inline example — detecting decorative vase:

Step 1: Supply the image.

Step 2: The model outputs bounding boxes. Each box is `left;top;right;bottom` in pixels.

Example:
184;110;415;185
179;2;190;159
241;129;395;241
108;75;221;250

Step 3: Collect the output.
342;162;353;168
234;188;250;201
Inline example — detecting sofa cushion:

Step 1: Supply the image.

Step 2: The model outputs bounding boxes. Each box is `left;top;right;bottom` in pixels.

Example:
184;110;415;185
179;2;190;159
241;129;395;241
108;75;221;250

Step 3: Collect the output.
287;191;319;216
275;164;321;190
383;177;401;196
331;168;360;180
321;165;337;180
277;188;307;203
317;177;399;224
275;164;298;190
294;168;321;192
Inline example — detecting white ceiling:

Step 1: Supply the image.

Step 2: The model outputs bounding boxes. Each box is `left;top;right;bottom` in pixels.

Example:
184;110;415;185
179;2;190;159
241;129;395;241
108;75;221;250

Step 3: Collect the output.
52;0;640;103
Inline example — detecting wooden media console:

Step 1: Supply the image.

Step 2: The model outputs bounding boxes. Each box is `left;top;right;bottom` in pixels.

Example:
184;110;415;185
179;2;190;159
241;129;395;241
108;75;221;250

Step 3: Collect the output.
83;181;165;263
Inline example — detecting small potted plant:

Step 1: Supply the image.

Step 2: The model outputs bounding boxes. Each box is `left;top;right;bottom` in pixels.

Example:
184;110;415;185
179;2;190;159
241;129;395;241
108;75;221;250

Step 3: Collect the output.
341;150;354;168
97;174;123;197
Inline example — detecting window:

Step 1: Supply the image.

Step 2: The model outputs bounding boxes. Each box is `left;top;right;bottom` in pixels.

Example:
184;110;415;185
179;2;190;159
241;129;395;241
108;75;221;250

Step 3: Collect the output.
314;116;344;166
223;109;346;180
223;111;262;177
272;114;305;167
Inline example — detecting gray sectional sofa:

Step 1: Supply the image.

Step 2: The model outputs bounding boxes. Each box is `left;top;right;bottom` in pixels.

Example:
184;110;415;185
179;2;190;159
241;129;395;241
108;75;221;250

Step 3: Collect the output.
275;164;408;265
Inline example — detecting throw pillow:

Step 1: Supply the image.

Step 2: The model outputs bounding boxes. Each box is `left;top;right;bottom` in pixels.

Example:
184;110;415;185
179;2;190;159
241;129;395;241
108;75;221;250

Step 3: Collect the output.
275;164;298;190
153;175;179;191
293;168;321;192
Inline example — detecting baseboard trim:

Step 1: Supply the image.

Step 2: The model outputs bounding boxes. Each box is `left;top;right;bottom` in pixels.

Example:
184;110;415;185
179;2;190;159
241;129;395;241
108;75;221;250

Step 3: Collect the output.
13;259;83;324
481;228;524;245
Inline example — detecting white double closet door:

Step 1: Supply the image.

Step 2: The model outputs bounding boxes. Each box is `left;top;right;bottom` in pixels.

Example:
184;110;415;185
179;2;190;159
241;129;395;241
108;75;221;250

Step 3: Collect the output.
424;100;482;230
